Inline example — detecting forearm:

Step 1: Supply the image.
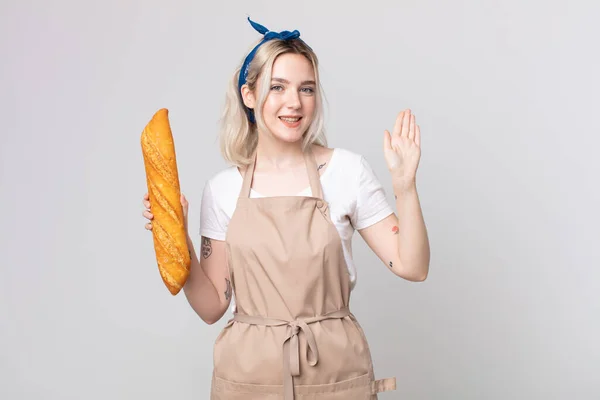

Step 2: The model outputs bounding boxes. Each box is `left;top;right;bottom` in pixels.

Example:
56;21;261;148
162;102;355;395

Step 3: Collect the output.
393;178;430;281
182;235;226;324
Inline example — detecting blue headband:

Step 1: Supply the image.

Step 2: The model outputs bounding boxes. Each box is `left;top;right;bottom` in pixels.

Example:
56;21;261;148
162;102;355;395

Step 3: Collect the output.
238;17;302;123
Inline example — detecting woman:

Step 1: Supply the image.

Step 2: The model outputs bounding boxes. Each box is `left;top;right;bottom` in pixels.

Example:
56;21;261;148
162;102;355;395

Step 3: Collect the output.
142;17;430;400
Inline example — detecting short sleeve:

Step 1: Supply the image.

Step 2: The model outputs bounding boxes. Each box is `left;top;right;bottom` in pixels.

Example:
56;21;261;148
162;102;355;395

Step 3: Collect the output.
199;180;229;241
350;156;395;230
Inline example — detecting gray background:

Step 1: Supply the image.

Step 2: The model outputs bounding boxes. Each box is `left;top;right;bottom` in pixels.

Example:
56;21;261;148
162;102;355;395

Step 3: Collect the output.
1;0;598;399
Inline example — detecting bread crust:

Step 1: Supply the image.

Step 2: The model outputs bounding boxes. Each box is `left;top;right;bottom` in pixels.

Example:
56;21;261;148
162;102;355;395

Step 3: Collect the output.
141;108;190;295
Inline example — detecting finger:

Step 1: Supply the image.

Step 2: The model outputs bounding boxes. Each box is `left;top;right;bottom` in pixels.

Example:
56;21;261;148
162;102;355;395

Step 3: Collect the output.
143;210;153;220
408;114;416;140
392;111;404;137
383;130;392;151
145;223;153;230
401;109;411;137
180;196;189;219
415;124;421;147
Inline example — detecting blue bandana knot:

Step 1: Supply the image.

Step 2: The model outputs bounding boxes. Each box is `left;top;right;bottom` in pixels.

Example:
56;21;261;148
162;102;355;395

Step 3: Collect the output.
248;18;300;41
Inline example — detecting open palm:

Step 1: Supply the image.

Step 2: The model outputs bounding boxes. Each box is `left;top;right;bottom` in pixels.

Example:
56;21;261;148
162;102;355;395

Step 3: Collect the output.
383;109;421;183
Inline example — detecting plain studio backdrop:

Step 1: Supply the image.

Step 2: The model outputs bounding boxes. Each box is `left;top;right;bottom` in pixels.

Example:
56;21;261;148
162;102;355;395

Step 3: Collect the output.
1;1;598;399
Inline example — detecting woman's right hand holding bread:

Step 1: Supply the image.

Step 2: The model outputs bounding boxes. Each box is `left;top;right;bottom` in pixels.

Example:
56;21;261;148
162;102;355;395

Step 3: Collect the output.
142;192;189;235
142;192;154;231
142;192;232;324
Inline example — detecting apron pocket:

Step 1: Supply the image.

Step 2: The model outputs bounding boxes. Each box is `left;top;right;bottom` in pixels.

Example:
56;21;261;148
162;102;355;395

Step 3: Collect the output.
212;372;382;399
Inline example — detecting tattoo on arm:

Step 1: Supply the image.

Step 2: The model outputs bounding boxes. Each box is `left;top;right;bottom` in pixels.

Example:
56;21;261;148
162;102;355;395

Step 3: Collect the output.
224;278;232;300
389;261;393;269
392;226;399;234
317;162;326;171
201;237;212;259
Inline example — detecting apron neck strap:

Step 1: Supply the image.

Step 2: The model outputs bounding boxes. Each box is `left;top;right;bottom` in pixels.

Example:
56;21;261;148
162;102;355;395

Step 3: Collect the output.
239;146;323;199
240;151;257;199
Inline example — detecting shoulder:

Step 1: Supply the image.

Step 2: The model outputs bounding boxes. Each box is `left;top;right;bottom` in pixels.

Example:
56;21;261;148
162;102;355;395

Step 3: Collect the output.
206;165;241;188
311;145;363;167
200;166;242;228
317;146;369;179
331;147;364;165
202;166;243;201
326;147;387;195
317;147;374;202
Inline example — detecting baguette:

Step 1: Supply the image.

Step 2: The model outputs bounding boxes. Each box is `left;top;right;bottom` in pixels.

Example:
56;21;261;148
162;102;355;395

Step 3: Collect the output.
140;108;190;295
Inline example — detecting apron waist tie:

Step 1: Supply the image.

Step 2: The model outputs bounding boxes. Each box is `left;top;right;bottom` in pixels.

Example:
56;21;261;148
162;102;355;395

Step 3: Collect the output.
230;307;351;400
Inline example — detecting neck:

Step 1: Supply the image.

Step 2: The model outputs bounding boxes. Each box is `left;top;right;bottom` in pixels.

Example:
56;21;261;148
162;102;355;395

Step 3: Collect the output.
255;133;307;171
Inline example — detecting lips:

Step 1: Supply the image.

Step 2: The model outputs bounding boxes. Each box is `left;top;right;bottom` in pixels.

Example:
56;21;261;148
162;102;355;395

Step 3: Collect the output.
279;116;302;123
278;116;303;128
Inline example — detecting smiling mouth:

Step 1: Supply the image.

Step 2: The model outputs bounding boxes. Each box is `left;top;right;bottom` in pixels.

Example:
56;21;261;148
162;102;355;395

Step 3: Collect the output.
279;116;302;123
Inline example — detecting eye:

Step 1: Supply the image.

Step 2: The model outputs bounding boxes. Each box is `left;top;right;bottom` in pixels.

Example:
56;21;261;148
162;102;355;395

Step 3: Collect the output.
300;87;315;94
270;85;284;91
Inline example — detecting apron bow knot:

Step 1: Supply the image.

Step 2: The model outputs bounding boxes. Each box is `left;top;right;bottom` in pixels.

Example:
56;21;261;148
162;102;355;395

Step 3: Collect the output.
284;319;319;377
232;308;351;399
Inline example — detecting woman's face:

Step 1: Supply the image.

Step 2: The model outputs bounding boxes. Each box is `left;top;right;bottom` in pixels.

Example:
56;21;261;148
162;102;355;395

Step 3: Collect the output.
253;53;317;143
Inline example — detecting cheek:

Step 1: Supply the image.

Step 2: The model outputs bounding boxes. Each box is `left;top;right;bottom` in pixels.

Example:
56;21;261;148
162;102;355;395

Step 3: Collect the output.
303;97;317;118
262;97;281;118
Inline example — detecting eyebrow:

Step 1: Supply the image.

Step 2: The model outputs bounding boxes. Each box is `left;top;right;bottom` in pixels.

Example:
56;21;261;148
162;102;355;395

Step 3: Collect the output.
271;77;316;85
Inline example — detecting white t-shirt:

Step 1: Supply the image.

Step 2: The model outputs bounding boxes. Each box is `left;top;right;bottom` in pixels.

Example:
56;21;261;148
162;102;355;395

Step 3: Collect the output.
199;148;394;310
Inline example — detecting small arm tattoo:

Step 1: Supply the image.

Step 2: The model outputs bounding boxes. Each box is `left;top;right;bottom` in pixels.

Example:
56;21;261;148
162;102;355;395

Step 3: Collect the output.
225;278;232;300
389;261;393;269
317;162;326;171
201;237;212;259
392;226;399;234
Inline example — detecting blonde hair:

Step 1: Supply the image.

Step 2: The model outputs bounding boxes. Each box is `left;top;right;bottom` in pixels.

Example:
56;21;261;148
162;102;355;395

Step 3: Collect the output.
218;38;327;167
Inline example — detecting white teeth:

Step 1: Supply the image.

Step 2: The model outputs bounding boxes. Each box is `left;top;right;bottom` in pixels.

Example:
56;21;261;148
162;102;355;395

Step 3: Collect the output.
280;117;301;122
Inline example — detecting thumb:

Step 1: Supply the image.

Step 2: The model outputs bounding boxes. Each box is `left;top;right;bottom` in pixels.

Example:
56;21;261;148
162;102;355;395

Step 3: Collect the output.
180;194;190;233
383;130;392;151
180;194;189;217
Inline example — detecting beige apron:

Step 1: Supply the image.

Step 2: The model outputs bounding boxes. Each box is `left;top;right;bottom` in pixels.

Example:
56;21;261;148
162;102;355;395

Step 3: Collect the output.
210;148;396;399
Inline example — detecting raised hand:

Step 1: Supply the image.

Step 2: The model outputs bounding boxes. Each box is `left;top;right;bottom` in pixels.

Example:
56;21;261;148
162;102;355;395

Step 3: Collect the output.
383;109;422;187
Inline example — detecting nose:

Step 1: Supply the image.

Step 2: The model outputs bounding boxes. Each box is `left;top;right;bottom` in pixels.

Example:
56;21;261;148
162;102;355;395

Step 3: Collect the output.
285;89;301;110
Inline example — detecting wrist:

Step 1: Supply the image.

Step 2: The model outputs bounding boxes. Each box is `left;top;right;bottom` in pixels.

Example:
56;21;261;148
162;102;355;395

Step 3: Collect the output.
392;176;417;195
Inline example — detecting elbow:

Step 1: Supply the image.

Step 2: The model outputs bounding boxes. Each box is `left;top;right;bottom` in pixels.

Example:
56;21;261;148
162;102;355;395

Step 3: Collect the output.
201;316;220;325
197;305;228;325
396;262;429;282
197;310;223;325
400;271;428;282
406;255;430;282
185;298;223;325
413;264;430;282
411;271;428;282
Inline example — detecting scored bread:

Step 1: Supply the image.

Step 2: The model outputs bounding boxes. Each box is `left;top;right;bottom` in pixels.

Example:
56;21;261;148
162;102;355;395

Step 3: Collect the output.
140;108;190;295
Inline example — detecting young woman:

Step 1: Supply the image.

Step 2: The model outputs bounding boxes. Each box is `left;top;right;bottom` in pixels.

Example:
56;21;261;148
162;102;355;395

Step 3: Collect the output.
142;18;430;400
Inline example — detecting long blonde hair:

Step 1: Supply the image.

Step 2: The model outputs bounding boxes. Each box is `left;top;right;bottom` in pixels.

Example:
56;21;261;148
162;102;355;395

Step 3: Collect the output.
218;38;327;167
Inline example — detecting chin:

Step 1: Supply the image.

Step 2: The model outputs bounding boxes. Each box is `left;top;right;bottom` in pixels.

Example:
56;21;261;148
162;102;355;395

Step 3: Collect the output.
267;121;311;144
272;130;306;143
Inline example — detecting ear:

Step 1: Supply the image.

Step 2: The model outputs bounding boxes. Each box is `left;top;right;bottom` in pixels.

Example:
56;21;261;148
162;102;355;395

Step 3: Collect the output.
240;84;256;109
